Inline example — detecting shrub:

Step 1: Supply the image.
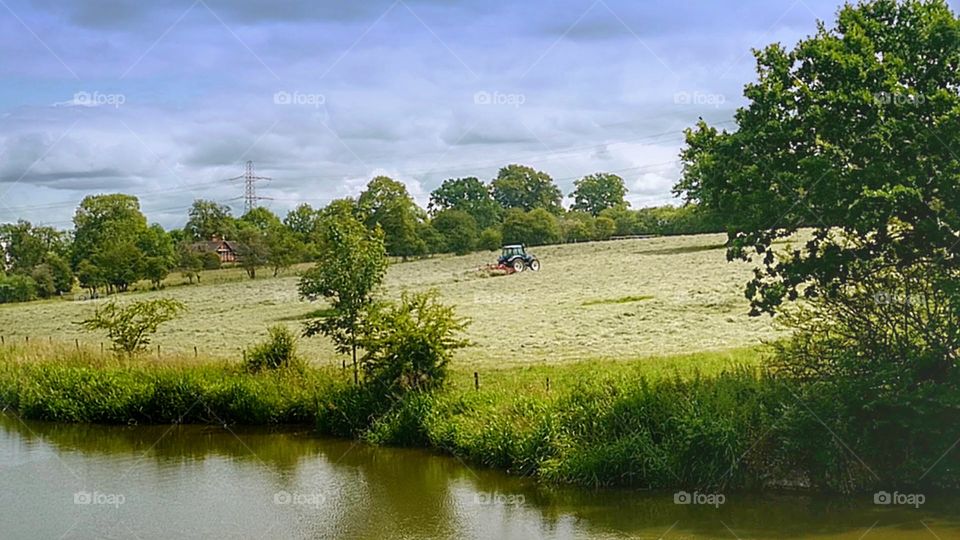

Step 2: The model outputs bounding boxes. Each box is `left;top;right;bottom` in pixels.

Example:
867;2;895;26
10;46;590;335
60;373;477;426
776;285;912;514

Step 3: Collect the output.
501;208;561;246
201;251;221;270
478;227;502;251
78;298;185;355
0;273;38;303
360;290;469;394
245;325;300;371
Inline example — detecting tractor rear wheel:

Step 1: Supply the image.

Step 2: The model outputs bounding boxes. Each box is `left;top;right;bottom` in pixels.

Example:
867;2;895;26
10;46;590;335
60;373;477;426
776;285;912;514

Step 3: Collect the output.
512;259;525;273
529;259;540;271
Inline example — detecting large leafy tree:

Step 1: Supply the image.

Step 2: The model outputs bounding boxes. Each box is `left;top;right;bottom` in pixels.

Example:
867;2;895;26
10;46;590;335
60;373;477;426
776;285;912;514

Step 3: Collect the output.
431;209;478;255
358;176;426;259
299;211;387;382
676;0;960;318
72;194;148;267
491;164;563;214
185;200;235;241
428;177;502;229
571;173;628;216
0;220;68;273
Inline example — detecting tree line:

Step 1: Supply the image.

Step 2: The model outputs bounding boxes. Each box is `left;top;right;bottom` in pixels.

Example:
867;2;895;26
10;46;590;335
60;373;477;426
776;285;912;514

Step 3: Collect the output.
0;163;724;303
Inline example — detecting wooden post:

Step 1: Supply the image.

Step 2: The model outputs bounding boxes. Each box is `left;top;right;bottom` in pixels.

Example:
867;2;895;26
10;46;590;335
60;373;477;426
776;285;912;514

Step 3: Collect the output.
1;335;4;345
474;372;479;391
100;342;104;354
157;344;161;359
25;336;29;344
75;338;80;350
546;377;550;392
194;345;198;358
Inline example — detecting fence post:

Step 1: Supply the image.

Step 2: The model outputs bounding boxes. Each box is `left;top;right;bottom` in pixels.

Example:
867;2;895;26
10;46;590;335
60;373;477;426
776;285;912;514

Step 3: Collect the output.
100;342;104;354
1;335;4;345
546;377;550;392
75;338;80;350
157;344;161;359
25;336;29;344
194;345;198;358
474;372;479;391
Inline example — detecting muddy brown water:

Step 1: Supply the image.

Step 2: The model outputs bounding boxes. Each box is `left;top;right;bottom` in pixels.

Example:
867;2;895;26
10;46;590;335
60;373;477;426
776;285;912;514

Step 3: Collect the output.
1;413;957;539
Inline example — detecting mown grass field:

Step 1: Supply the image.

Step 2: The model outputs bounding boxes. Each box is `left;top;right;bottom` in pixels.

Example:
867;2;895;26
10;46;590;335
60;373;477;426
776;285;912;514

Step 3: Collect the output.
0;233;783;368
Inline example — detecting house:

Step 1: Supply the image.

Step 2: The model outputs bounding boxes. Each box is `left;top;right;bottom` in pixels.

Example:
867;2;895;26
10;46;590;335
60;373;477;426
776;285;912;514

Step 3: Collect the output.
193;238;240;263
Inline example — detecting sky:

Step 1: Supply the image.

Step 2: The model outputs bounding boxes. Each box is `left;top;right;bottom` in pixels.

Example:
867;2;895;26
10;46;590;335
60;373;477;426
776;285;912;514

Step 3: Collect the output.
0;0;919;230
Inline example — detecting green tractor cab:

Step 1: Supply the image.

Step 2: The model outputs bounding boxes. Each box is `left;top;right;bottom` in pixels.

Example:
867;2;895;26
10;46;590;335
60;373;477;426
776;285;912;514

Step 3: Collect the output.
497;244;540;273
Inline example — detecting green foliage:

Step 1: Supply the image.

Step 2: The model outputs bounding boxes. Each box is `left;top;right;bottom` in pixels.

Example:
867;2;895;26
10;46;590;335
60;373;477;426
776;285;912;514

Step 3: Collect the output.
360;290;470;393
477;227;502;251
491;164;563;214
501;208;561;246
359;176;427;259
44;253;74;294
0;273;37;303
78;298;185;355
245;325;300;371
0;220;67;273
428;177;502;229
93;241;142;292
560;211;596;243
676;0;960;315
570;173;628;216
176;242;203;283
142;256;172;289
299;211;388;374
265;224;304;276
200;251;221;270
234;224;270;279
594;216;615;240
185;200;235;241
72;194;148;267
240;207;282;231
30;264;56;298
76;259;105;295
431;209;478;255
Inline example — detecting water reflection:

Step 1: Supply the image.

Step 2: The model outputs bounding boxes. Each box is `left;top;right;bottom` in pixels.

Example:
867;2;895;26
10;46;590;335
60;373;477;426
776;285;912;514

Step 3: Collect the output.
0;413;957;539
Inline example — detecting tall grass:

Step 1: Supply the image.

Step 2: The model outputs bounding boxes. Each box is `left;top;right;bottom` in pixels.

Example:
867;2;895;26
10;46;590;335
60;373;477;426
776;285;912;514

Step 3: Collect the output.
2;343;956;492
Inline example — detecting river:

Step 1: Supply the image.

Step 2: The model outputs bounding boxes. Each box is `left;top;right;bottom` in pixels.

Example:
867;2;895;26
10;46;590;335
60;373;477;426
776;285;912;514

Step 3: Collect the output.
0;413;957;539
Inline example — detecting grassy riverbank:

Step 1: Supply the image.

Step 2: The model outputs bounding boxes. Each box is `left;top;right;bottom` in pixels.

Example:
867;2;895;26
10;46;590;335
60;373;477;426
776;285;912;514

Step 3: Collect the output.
1;343;956;492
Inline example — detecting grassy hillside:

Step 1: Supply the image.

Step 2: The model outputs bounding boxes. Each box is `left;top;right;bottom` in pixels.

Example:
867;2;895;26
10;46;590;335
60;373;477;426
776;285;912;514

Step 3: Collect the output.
0;233;783;367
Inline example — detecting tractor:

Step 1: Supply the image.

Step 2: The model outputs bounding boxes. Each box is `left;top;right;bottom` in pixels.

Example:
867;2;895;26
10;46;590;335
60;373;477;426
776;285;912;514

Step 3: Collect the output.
497;244;540;273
